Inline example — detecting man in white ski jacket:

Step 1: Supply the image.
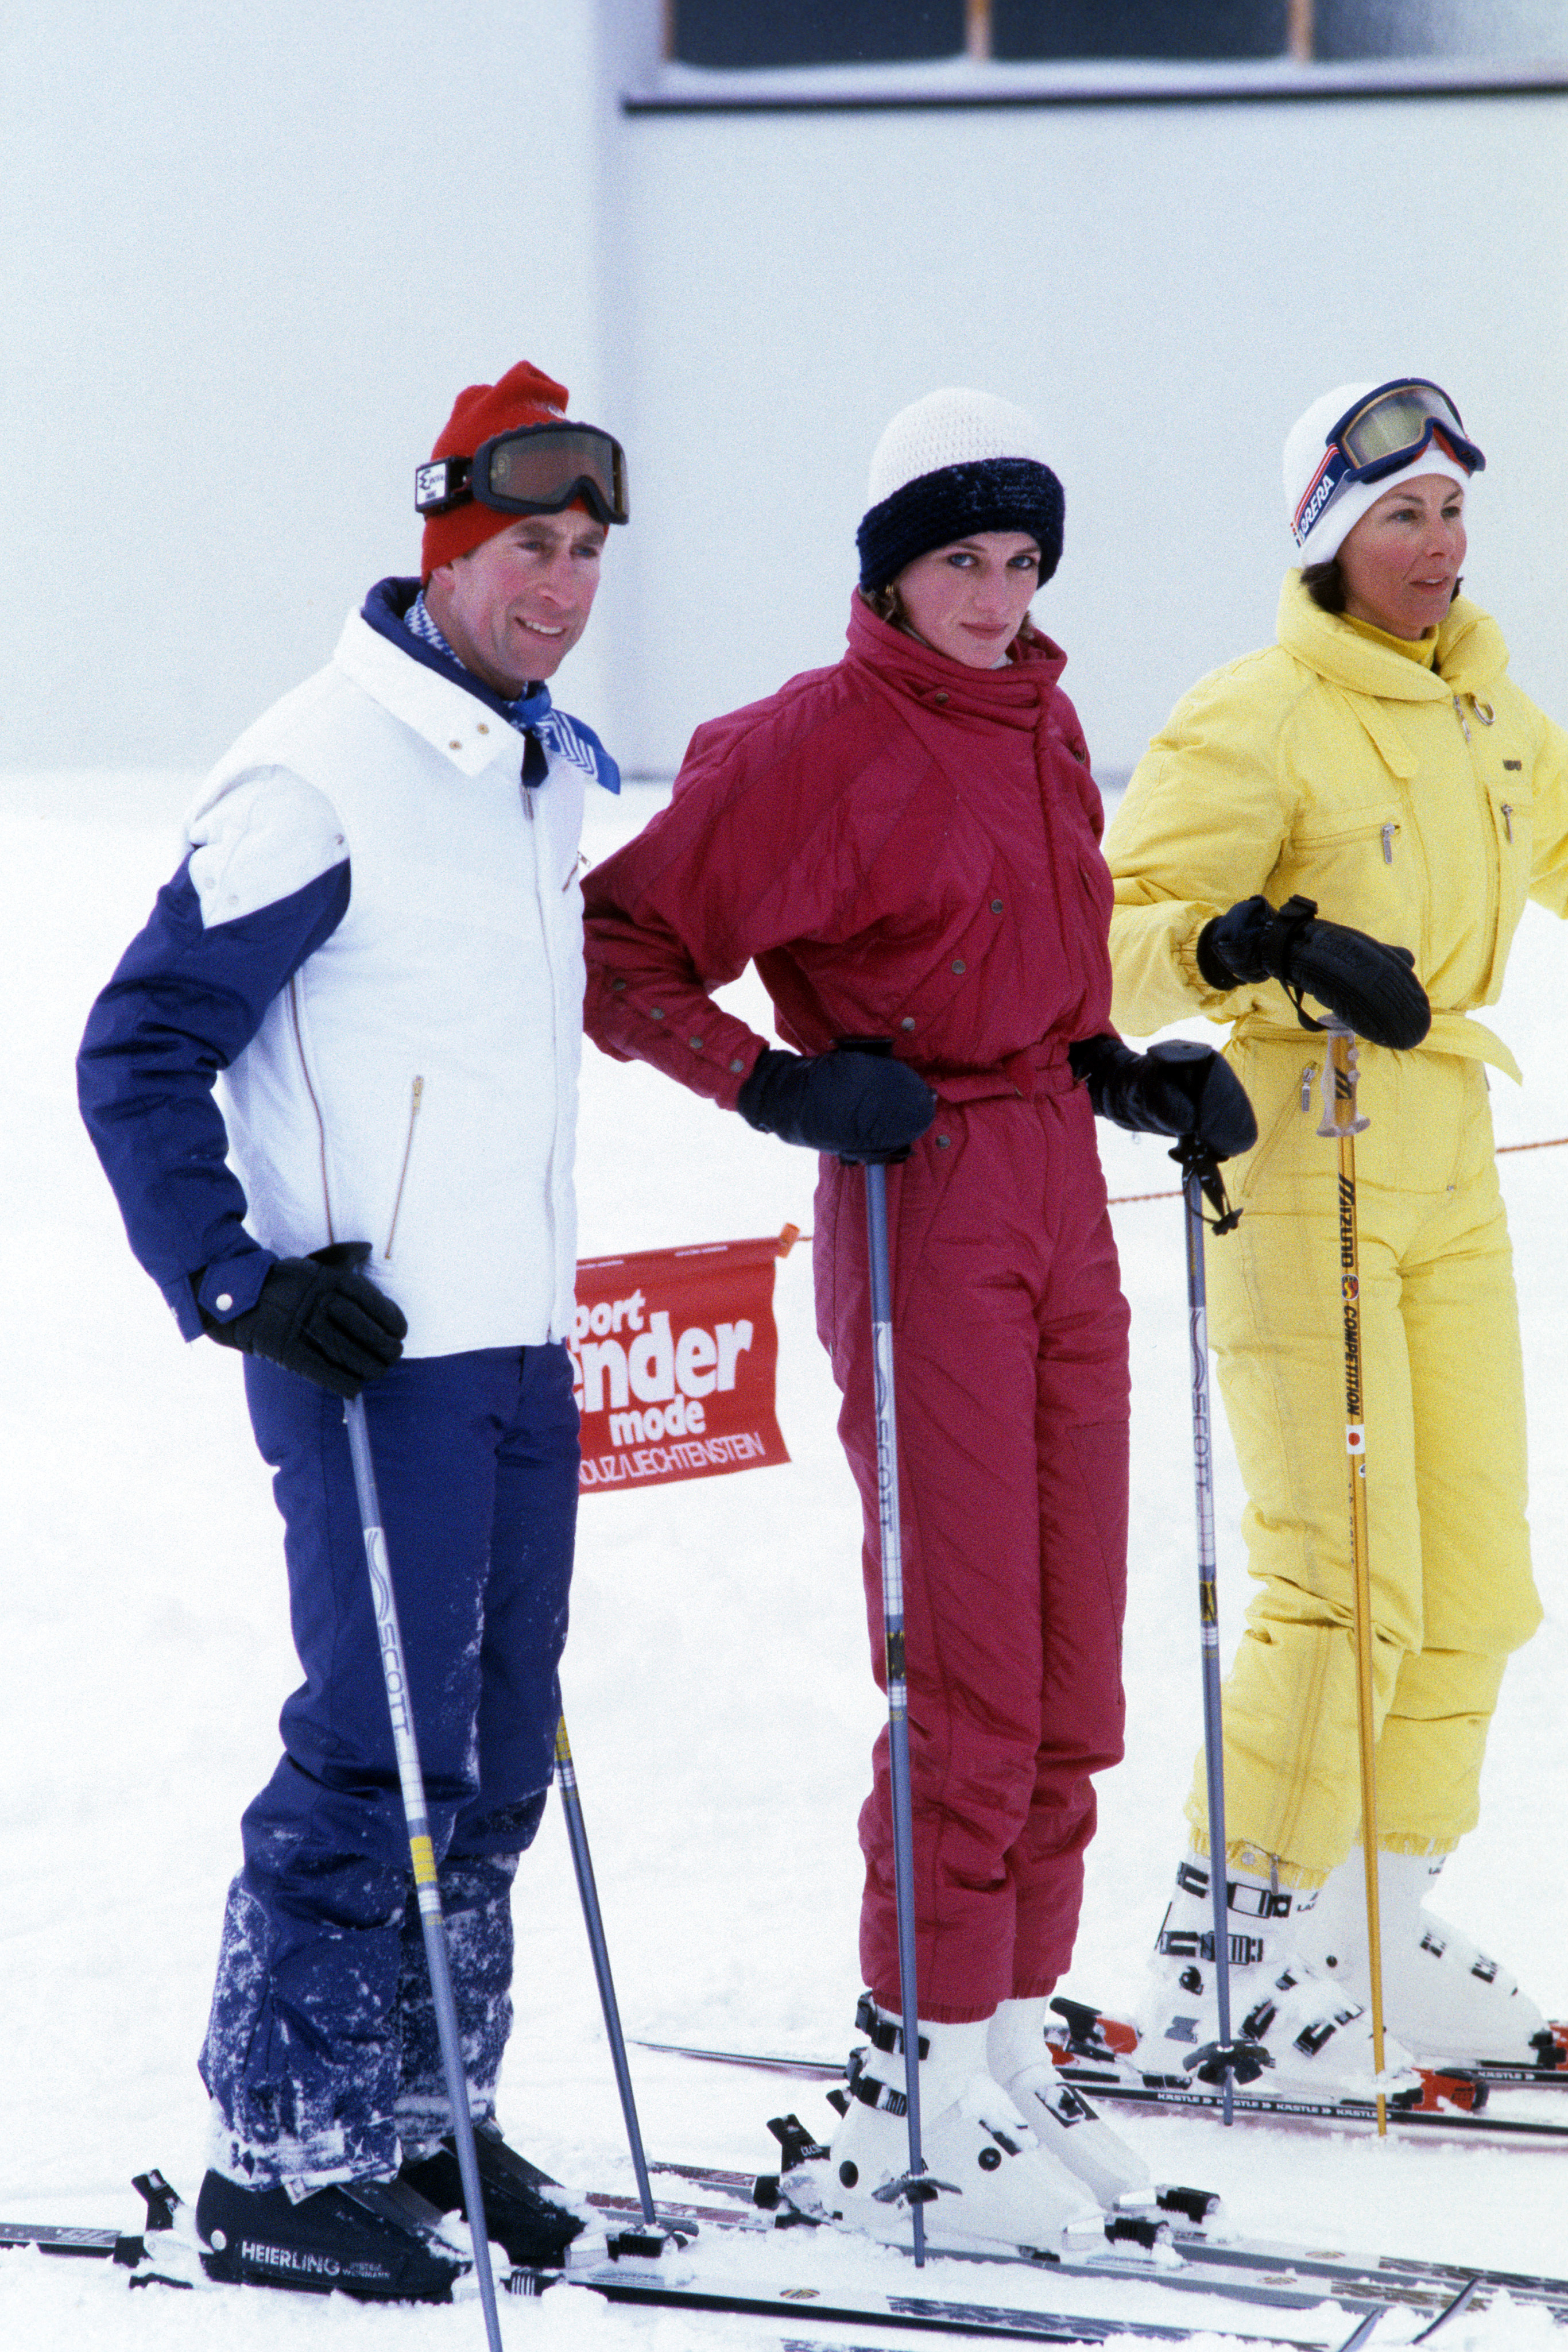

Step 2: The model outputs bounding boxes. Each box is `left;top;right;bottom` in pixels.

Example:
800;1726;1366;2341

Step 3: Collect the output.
79;361;626;2301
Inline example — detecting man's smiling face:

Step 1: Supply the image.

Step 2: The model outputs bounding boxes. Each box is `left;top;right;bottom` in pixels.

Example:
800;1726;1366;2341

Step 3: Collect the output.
425;507;606;694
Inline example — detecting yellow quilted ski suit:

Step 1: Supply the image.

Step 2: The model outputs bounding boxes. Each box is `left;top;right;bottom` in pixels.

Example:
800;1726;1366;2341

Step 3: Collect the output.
1106;572;1568;1883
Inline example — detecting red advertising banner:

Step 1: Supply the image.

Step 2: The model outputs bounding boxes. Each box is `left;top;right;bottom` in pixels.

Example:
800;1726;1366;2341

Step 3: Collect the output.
570;1231;797;1496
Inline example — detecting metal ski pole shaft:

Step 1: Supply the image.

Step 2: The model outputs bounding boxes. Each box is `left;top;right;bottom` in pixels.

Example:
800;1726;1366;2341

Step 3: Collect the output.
553;1715;657;2226
864;1157;928;2267
342;1396;504;2352
1178;1146;1236;2125
1170;1142;1267;2121
1317;1027;1388;2138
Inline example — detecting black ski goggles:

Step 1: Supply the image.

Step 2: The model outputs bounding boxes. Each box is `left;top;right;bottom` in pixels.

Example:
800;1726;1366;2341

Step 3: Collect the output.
415;422;629;527
1294;379;1483;546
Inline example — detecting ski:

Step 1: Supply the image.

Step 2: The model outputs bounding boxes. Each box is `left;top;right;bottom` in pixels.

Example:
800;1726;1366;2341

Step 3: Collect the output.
591;2183;1382;2319
1465;2021;1568;2091
519;2247;1399;2348
0;2185;1397;2347
1040;2001;1568;2099
0;2221;146;2266
633;2021;1568;2146
0;2171;1513;2346
607;2161;1568;2331
1039;2000;1568;2141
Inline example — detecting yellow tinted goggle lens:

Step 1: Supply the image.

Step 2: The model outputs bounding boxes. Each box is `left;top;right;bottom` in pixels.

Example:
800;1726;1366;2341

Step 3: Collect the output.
1339;387;1461;468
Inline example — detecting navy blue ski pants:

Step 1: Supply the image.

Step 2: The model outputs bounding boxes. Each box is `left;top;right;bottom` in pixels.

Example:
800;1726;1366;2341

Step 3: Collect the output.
200;1344;579;2189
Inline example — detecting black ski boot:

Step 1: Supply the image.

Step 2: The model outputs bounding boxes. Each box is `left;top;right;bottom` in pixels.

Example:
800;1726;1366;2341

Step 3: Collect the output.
400;2118;586;2268
195;2168;464;2300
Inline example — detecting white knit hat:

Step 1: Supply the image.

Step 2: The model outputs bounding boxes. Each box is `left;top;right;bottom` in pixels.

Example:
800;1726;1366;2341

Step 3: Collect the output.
866;388;1051;504
857;388;1064;593
1283;381;1478;566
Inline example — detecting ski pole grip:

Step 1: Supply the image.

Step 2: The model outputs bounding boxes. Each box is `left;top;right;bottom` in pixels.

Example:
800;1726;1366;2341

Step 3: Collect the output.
830;1034;908;1168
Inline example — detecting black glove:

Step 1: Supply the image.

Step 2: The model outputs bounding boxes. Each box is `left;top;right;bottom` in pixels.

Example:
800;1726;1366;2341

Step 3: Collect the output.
200;1241;408;1398
737;1047;938;1164
1070;1034;1259;1160
1197;893;1430;1051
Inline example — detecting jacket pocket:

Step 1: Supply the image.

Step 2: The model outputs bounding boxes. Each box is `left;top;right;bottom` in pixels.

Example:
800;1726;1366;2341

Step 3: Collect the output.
1481;773;1531;991
1278;808;1419;958
382;1076;425;1262
1288;809;1401;855
287;974;336;1241
1230;1049;1318;1205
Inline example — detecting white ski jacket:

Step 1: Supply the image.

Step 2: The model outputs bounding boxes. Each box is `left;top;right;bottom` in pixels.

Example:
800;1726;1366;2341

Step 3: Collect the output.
80;587;603;1357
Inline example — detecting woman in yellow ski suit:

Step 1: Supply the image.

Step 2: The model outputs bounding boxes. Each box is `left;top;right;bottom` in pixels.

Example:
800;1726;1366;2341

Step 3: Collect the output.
1105;380;1568;2080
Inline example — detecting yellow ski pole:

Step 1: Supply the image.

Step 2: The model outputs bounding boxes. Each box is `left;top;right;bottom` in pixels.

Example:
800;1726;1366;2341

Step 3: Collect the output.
1316;1023;1388;2137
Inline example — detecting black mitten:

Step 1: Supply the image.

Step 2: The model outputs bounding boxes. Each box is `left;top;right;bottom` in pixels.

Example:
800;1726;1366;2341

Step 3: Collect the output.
201;1241;408;1398
1070;1034;1258;1160
737;1047;937;1164
1198;894;1430;1050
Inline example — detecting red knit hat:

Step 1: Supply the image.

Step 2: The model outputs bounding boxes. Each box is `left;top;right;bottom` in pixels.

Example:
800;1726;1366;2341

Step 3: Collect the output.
421;361;572;575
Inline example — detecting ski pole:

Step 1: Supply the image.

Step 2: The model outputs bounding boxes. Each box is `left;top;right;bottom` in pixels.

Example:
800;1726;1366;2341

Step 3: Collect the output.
1315;1025;1388;2138
343;1395;505;2351
864;1155;929;2266
1170;1140;1264;2125
553;1714;658;2227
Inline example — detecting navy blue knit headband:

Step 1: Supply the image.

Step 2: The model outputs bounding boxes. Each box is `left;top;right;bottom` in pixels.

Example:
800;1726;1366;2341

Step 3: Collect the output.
857;456;1065;595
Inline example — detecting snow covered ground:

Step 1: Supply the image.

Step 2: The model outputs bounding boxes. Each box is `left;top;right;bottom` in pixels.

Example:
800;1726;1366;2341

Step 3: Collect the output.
3;771;1566;2347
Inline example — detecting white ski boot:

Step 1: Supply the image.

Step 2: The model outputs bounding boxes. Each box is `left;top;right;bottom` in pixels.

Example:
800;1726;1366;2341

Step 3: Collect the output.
819;2003;1107;2257
986;1997;1153;2210
1298;1851;1552;2068
1136;1853;1421;2098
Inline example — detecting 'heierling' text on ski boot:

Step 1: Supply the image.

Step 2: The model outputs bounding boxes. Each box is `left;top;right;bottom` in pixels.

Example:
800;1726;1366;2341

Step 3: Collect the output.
195;2167;465;2299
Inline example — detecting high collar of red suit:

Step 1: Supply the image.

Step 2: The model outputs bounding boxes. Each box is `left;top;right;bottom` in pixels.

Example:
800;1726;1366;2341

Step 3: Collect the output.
845;589;1068;726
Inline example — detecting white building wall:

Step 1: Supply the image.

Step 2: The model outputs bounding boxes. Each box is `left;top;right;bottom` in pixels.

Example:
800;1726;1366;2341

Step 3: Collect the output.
1;0;620;771
607;84;1568;780
2;1;1563;784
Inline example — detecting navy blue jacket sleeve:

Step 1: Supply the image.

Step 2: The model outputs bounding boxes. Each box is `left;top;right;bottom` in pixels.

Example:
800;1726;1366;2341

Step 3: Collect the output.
78;857;351;1337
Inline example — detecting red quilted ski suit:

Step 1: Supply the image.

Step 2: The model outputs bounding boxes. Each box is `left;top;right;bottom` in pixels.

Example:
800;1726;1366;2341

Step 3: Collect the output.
583;595;1130;2021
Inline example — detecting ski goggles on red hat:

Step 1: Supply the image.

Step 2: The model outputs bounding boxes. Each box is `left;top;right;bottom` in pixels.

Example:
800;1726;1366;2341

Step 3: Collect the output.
416;423;629;528
1293;379;1484;547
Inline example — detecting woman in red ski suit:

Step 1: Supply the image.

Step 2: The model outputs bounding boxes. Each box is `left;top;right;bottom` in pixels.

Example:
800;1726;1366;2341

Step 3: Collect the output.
583;390;1252;2248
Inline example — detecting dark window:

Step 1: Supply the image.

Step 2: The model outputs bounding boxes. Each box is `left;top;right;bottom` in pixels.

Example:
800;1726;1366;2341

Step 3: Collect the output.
667;2;1566;72
1310;0;1507;60
993;2;1288;61
672;2;966;69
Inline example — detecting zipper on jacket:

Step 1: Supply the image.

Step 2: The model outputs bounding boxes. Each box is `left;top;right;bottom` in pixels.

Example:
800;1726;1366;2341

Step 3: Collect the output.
288;976;336;1243
1453;694;1472;744
1501;803;1514;843
1380;822;1396;864
1300;1063;1316;1114
382;1076;425;1261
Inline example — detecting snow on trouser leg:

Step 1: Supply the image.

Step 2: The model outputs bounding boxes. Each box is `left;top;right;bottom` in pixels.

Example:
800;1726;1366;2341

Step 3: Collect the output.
203;1345;578;2189
394;1849;525;2150
202;1822;412;2188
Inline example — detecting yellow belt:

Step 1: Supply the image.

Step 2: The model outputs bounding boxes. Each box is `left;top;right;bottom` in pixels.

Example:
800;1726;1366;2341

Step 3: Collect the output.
1232;1008;1521;1085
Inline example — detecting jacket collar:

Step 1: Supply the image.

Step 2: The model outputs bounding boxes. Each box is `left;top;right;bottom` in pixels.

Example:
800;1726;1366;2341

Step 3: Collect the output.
1277;569;1509;703
358;576;555;725
844;590;1067;726
327;580;547;782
